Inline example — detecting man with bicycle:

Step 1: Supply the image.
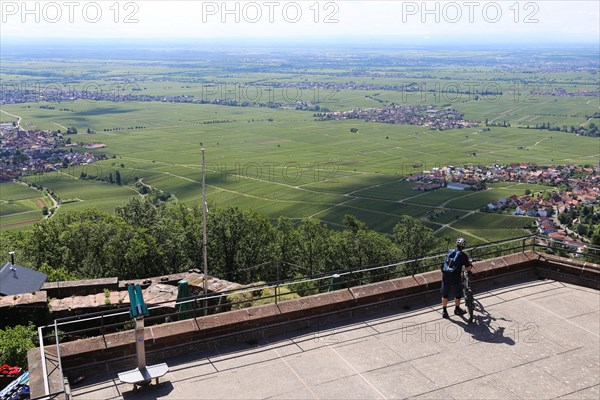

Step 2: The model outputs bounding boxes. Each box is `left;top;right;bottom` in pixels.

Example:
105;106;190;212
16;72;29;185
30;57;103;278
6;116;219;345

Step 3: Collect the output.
441;237;473;319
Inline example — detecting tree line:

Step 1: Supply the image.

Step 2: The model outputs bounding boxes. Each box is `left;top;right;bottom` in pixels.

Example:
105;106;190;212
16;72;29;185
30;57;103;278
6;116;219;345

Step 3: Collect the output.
0;197;446;284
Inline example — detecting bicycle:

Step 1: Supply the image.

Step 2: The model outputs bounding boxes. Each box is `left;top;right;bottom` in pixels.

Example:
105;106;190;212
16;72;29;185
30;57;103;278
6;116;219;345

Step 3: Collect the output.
462;269;475;323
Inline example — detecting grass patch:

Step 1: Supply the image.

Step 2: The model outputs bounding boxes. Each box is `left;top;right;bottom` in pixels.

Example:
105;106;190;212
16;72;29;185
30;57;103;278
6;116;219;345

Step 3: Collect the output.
227;285;299;309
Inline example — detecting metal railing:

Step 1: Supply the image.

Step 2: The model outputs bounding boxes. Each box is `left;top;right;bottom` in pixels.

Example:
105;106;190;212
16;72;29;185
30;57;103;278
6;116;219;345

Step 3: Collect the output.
36;233;599;395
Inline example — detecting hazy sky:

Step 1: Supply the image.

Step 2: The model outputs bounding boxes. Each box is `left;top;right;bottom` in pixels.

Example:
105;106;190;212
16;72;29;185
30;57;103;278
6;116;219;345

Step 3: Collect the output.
1;0;599;43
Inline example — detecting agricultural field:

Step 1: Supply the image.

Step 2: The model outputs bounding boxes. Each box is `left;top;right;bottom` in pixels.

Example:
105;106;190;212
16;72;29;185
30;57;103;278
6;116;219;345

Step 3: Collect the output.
447;213;535;242
0;182;51;230
1;49;598;240
21;174;138;215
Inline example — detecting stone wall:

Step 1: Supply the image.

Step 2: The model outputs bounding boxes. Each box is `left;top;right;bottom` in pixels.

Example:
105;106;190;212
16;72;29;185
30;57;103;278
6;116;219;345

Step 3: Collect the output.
0;292;49;326
42;278;118;299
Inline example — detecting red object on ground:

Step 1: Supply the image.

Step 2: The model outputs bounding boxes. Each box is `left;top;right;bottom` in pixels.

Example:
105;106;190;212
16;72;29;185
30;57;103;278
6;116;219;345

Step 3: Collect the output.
0;365;21;377
0;365;23;391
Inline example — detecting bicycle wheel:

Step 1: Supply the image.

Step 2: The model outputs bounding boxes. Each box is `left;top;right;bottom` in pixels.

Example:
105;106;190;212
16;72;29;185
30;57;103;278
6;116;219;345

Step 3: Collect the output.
465;289;474;323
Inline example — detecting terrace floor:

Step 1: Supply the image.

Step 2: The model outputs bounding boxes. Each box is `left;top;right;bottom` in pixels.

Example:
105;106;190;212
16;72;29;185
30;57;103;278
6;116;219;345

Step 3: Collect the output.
71;278;600;399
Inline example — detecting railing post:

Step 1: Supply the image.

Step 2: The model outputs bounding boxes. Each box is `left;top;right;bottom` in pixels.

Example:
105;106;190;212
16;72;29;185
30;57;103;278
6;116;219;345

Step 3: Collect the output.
328;274;341;292
54;321;66;398
276;261;280;303
39;326;50;396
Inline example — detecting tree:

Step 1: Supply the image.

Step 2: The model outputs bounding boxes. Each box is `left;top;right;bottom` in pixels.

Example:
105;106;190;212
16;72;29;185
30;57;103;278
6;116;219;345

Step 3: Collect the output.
38;263;78;282
590;228;600;246
393;216;440;272
558;212;569;225
0;324;37;368
475;182;487;191
115;170;121;185
207;207;276;283
296;219;332;276
115;196;162;230
582;206;591;217
165;202;203;271
274;216;300;278
0;231;33;270
330;215;399;281
26;208;142;278
543;191;552;201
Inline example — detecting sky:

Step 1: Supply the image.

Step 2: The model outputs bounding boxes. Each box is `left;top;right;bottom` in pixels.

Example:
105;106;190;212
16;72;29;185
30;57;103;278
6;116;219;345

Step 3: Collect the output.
0;0;599;44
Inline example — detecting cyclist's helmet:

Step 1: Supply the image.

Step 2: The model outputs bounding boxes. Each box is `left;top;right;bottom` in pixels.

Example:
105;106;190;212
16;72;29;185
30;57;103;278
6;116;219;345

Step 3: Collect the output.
456;237;467;249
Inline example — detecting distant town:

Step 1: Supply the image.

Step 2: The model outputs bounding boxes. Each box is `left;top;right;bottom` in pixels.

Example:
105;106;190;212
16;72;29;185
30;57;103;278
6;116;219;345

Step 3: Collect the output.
0;86;314;110
407;162;599;248
318;105;480;130
0;123;104;182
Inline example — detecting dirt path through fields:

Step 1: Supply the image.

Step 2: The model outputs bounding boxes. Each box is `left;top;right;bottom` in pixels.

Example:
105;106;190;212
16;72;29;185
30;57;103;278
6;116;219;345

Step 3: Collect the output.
52;122;68;130
0;110;21;128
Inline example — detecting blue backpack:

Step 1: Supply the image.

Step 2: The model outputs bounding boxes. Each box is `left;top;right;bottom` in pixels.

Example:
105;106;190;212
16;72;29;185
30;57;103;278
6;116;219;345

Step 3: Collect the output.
442;249;461;273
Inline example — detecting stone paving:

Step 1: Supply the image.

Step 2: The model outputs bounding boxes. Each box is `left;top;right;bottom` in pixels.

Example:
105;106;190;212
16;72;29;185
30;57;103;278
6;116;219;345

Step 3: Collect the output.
71;278;600;399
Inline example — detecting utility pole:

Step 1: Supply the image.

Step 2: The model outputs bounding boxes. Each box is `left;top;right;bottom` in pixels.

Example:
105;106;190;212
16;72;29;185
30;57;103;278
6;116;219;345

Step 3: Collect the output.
202;147;208;316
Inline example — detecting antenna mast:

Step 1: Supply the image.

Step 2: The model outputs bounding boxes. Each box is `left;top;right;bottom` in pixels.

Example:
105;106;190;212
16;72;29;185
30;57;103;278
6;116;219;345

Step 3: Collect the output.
201;147;208;315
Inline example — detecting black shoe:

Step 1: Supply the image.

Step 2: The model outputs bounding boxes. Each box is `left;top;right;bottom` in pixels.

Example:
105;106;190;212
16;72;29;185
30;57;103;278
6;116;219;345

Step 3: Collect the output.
454;307;466;316
442;310;450;319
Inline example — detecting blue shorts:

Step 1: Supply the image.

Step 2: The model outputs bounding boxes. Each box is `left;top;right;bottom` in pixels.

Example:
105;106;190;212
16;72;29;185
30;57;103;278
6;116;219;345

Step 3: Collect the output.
441;280;463;299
